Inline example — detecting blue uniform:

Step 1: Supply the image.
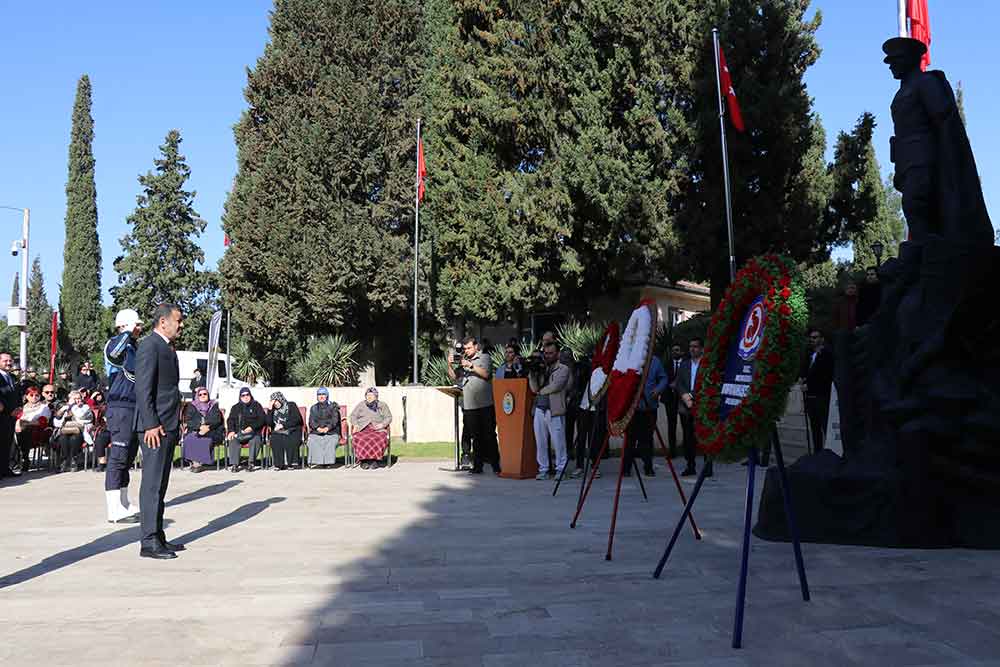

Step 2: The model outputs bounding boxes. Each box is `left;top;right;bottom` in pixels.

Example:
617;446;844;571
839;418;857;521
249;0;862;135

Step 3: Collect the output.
103;331;139;491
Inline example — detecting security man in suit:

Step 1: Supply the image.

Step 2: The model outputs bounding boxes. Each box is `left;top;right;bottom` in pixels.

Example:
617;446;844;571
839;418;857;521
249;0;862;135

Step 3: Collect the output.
800;328;834;452
0;351;23;478
662;344;685;459
102;308;143;523
135;303;184;559
673;337;713;478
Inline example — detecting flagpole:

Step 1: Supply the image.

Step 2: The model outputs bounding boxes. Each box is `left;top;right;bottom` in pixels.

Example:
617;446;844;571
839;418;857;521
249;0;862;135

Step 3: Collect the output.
898;0;908;37
412;119;422;385
713;28;738;283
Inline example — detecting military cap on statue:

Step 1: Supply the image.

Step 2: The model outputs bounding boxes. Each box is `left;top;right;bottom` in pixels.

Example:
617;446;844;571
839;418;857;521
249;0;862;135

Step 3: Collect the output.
882;36;927;63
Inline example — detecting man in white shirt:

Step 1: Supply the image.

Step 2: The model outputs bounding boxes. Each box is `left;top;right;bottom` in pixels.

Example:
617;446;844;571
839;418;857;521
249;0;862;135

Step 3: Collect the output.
672;338;712;478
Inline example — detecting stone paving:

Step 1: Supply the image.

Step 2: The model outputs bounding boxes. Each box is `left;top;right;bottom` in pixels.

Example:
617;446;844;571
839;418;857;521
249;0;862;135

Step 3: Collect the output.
3;459;1000;666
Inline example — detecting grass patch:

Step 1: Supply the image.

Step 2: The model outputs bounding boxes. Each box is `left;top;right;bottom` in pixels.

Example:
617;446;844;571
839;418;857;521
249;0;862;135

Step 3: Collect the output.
390;441;455;460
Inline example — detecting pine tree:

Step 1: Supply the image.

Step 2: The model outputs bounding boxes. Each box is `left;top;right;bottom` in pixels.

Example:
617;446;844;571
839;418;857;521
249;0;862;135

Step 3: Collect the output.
826;113;904;269
675;1;832;306
956;80;967;126
221;0;423;380
59;74;103;362
10;273;18;307
112;130;217;349
26;257;53;371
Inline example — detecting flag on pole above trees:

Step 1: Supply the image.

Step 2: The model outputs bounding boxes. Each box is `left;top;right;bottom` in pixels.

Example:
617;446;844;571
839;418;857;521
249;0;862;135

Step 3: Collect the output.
718;45;745;132
907;0;931;71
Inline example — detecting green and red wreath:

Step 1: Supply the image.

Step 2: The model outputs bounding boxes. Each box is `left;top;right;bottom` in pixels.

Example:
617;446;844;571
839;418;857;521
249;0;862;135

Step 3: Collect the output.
693;254;808;461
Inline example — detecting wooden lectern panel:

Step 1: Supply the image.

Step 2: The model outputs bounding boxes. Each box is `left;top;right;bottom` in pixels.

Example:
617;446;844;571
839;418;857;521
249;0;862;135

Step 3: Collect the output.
493;379;537;479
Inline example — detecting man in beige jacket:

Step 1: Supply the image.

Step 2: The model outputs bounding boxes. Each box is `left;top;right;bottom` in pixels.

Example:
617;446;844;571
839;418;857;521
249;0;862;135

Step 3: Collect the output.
528;341;570;480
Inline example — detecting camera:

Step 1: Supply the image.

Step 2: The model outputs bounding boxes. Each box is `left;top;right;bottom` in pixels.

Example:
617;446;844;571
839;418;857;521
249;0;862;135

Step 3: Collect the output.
521;351;546;374
451;342;464;369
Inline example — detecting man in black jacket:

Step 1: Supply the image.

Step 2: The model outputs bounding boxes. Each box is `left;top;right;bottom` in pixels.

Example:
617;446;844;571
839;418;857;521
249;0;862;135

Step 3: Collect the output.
0;352;22;478
801;328;834;452
135;304;184;559
662;344;684;459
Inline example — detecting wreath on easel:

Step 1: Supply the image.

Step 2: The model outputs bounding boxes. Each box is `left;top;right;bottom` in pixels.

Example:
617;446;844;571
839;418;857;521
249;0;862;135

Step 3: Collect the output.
693;255;808;461
583;321;621;408
606;300;657;436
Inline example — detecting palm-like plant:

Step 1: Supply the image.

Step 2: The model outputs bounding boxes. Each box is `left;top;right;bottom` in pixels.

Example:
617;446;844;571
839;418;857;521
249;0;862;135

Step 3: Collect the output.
290;334;361;387
230;337;270;386
422;355;452;387
556;320;604;360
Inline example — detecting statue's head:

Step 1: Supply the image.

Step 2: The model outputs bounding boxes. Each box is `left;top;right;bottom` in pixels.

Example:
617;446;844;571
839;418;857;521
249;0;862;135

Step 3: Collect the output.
882;37;926;80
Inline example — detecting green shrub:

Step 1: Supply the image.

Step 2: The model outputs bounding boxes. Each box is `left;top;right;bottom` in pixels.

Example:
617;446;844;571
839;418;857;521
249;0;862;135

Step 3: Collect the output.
290;334;360;387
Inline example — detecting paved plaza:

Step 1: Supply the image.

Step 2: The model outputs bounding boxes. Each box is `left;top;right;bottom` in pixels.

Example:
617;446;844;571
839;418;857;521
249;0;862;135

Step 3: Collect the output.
3;459;1000;666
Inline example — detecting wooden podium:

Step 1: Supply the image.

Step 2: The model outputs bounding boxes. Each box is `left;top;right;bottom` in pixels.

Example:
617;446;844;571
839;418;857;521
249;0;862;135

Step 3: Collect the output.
493;378;537;479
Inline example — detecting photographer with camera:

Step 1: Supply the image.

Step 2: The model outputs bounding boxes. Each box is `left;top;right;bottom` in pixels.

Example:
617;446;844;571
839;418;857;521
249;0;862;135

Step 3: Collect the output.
528;341;570;480
446;336;500;475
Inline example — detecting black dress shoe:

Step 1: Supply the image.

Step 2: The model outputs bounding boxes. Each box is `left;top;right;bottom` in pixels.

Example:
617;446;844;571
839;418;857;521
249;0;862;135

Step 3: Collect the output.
161;540;186;552
681;466;696;477
140;546;177;560
704;463;714;478
111;514;140;524
2;467;20;478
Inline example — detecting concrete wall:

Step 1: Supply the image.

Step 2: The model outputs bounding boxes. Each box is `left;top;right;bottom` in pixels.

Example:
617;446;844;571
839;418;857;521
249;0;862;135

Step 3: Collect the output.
217;385;460;443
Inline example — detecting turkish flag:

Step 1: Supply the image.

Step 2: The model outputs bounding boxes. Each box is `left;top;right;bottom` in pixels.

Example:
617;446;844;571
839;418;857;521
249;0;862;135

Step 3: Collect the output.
417;138;427;202
49;311;58;383
908;0;931;71
223;233;230;247
718;46;745;132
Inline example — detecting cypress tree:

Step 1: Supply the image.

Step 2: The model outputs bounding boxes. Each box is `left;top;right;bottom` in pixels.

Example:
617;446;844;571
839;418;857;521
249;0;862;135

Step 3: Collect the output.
826;113;904;269
222;0;422;379
60;74;103;361
10;274;18;307
675;1;832;305
112;130;216;349
26;257;53;371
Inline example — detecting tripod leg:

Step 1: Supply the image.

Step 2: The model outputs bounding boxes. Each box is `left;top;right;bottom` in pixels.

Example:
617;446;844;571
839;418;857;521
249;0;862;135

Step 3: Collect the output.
654;427;701;540
772;426;810;601
732;447;757;649
552;456;569;497
653;463;708;578
606;436;629;560
570;433;609;528
632;459;648;501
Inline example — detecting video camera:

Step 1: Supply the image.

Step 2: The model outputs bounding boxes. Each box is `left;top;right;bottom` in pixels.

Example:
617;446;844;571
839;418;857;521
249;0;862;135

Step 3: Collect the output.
451;342;464;370
521;350;546;374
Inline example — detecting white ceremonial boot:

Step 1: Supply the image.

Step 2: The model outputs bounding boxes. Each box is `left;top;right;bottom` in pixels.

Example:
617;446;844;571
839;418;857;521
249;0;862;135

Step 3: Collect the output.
120;487;139;516
106;490;136;523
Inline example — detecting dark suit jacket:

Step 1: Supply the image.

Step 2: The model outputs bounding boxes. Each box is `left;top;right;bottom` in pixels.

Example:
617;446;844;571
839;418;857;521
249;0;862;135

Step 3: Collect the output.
0;371;21;422
662;357;683;407
135;332;181;433
801;346;834;399
672;358;702;417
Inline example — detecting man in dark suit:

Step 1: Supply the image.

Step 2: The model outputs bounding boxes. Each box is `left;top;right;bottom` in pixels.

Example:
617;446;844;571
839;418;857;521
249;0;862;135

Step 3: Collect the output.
673;338;713;478
135;304;184;559
661;344;684;459
800;328;834;452
0;352;22;478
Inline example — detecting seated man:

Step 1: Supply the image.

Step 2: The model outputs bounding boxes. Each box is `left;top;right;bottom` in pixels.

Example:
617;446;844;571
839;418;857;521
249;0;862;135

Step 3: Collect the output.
350;388;391;470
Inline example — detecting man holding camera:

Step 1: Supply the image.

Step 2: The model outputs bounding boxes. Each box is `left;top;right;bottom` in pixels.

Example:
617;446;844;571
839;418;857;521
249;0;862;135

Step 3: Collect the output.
446;336;500;475
528;341;570;480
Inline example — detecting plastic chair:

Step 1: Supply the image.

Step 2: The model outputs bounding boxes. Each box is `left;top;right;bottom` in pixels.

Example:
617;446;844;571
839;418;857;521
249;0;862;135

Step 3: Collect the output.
298;405;308;468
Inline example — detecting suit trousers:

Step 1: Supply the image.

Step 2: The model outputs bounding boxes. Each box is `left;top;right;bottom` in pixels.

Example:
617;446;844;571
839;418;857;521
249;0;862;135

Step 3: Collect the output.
624;409;655;472
680;413;697;469
139;429;178;549
664;397;679;457
0;417;14;473
534;408;567;474
805;394;830;452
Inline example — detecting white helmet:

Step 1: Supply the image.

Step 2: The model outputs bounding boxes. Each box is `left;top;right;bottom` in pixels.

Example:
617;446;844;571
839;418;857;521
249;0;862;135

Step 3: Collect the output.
114;308;141;331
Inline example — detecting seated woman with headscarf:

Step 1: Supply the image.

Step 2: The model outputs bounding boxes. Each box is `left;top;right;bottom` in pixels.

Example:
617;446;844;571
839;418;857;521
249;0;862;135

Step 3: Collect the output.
307;387;341;468
183;386;225;473
14;386;51;473
53;390;93;472
267;391;303;470
226;387;266;472
350;388;392;469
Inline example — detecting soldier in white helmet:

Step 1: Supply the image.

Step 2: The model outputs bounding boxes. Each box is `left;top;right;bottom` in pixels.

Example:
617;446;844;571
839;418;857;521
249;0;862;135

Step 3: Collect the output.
101;309;143;523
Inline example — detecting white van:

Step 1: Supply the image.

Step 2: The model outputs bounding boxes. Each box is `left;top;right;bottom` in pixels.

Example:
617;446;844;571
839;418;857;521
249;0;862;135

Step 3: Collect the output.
176;350;258;400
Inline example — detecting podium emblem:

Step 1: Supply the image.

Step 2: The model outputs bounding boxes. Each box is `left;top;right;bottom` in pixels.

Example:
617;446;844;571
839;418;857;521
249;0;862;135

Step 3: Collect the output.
502;391;515;415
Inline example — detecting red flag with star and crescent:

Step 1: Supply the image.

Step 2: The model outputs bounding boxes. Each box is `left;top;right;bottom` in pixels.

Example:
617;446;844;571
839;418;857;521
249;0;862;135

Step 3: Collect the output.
718;45;745;133
417;138;427;202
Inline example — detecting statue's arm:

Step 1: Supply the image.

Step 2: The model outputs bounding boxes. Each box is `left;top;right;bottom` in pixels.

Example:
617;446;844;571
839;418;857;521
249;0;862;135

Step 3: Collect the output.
917;73;956;127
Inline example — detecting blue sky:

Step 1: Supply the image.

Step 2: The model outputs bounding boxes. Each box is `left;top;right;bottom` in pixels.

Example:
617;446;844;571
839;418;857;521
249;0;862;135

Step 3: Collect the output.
0;1;996;305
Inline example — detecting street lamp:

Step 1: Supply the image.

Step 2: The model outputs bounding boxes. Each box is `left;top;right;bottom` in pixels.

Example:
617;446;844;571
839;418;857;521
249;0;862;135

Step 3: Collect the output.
1;206;30;372
870;240;885;268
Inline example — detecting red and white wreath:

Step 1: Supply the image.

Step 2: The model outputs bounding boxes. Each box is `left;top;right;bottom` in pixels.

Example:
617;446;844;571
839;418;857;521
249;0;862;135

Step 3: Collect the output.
606;300;657;435
581;321;621;410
